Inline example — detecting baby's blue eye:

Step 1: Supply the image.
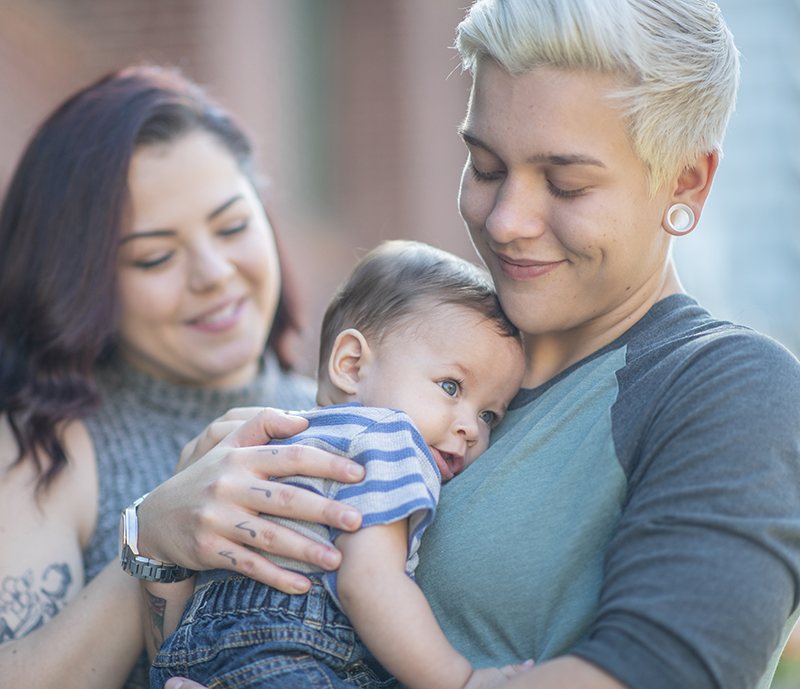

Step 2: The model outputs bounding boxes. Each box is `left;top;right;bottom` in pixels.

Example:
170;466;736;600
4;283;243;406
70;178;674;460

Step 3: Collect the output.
479;410;496;425
440;380;458;396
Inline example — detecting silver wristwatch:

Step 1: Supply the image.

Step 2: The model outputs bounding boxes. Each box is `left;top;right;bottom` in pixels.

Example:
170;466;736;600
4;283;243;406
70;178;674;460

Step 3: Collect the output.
119;493;195;583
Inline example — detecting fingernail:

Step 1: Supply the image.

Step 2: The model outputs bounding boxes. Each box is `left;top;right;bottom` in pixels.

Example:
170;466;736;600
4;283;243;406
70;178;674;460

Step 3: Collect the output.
165;680;186;689
341;510;360;529
346;462;365;478
321;549;339;570
294;577;310;593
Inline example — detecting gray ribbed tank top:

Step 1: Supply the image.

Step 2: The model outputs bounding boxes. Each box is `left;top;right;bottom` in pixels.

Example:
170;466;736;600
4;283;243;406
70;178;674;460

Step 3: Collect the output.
82;352;316;689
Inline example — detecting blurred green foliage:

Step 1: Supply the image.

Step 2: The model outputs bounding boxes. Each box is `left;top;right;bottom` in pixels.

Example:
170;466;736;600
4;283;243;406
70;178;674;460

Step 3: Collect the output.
773;653;800;689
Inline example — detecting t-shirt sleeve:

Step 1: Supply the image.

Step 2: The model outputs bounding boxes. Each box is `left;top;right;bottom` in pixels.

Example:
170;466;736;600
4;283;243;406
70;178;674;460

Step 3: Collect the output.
329;411;440;549
573;332;800;689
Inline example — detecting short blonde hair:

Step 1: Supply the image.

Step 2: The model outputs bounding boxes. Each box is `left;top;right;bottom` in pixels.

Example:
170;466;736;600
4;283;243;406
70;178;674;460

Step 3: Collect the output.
456;0;740;193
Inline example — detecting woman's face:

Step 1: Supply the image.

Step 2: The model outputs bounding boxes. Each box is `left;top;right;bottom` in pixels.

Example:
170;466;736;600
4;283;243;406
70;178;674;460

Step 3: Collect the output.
117;131;281;388
459;63;675;370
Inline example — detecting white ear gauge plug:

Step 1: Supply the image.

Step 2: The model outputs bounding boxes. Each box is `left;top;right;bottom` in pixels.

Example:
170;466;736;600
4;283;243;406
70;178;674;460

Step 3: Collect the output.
666;203;695;235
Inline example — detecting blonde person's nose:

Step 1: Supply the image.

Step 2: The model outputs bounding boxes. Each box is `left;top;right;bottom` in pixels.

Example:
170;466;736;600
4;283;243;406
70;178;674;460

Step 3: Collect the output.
484;177;546;245
187;245;236;293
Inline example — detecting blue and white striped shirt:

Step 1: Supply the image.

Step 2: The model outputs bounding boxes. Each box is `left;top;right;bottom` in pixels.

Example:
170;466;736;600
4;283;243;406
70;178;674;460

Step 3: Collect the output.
252;403;440;606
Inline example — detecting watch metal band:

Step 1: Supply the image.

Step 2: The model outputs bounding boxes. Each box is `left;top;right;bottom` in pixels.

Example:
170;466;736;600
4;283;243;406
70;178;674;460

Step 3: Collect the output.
120;550;195;583
120;493;195;583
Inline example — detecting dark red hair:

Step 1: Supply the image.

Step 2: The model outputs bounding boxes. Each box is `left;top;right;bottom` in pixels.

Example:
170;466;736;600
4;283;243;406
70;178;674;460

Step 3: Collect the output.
0;65;302;491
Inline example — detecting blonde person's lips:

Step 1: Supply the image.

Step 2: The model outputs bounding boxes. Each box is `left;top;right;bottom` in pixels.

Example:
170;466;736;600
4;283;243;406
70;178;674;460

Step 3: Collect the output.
187;297;246;333
429;447;463;482
495;251;564;280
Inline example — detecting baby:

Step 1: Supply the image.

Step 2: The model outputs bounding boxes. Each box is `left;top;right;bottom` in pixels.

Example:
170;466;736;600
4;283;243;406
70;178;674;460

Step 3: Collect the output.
147;240;528;689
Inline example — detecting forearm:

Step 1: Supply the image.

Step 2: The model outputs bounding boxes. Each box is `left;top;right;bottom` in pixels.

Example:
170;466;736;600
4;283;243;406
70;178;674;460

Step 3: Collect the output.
0;559;144;689
336;522;472;689
140;576;196;660
341;566;472;689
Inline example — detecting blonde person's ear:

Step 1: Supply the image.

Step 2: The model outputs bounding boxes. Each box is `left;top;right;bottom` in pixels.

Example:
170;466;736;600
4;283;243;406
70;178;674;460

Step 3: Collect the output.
662;150;720;237
328;329;373;396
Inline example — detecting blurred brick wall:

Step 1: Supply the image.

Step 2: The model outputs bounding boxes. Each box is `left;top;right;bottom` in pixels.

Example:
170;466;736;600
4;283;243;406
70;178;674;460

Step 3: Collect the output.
0;0;475;374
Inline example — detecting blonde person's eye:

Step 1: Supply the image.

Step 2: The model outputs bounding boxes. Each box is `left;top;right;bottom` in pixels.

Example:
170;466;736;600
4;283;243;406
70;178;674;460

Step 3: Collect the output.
470;162;504;183
479;410;496;425
547;179;587;199
439;380;458;396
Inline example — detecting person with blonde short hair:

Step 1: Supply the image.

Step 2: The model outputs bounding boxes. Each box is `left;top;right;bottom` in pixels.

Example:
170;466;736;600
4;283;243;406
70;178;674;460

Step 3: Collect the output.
130;3;800;689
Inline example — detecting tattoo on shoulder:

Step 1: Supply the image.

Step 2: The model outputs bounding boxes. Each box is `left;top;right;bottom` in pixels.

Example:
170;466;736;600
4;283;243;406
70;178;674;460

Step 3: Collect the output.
0;563;73;643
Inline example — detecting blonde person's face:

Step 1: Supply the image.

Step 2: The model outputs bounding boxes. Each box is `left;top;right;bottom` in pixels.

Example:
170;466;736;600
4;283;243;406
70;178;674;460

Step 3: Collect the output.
459;63;673;356
356;304;525;482
117;131;281;388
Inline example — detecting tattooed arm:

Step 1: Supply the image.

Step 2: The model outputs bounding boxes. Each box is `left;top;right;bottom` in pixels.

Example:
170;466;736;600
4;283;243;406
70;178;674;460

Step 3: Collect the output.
141;577;196;660
0;417;144;689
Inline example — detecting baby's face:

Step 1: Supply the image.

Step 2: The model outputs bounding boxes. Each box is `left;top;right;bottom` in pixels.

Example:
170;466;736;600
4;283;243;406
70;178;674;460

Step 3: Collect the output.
355;303;525;481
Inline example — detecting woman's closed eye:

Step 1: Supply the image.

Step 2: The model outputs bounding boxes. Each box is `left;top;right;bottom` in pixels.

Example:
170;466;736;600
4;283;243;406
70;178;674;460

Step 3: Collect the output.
133;252;174;269
218;220;249;237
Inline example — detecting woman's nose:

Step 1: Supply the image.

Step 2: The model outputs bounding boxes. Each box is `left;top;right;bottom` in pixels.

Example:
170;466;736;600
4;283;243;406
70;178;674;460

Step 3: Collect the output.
188;243;236;293
485;177;547;245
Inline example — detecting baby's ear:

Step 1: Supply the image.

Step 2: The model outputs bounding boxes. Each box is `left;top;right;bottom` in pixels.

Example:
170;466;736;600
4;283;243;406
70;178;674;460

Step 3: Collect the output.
328;329;372;396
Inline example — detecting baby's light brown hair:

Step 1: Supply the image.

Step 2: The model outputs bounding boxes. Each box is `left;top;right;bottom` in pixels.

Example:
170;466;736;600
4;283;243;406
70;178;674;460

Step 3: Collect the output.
318;240;520;383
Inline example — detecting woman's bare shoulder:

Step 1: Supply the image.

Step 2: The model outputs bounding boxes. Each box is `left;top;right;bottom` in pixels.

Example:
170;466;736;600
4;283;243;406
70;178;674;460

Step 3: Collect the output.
0;415;98;643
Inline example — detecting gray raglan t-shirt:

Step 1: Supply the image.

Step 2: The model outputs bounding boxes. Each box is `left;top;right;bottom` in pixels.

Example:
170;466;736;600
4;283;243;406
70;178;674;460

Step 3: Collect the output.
416;294;800;689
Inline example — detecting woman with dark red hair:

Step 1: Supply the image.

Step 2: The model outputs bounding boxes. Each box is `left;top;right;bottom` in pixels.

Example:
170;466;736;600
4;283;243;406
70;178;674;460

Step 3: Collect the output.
0;65;331;689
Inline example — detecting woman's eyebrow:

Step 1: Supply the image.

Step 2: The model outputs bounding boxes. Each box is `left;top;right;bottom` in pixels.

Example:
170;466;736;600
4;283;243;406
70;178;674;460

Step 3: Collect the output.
207;194;243;221
119;229;174;244
459;128;605;168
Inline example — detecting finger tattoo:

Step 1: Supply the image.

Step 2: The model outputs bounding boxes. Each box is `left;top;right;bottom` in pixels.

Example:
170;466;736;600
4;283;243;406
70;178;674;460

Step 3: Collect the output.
251;487;272;498
236;521;256;538
220;551;237;566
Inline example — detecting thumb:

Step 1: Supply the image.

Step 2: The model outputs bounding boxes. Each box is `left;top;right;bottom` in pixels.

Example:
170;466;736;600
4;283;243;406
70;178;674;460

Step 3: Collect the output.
164;678;209;689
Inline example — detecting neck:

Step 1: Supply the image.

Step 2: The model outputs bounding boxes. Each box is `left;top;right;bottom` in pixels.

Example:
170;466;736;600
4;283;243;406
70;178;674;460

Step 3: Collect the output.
521;260;684;389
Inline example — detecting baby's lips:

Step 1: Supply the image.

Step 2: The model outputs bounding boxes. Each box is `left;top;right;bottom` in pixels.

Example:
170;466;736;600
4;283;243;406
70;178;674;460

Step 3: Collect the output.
429;446;455;481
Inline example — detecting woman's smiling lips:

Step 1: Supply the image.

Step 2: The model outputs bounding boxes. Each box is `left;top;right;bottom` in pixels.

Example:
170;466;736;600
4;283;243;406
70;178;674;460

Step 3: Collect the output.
186;297;247;333
495;252;564;280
